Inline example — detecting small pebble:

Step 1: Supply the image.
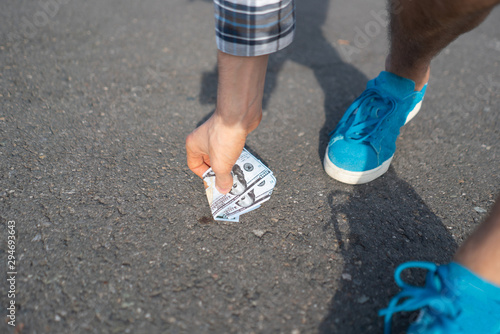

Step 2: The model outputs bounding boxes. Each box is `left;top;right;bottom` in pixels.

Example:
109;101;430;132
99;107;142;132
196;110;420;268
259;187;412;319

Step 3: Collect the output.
474;207;487;213
252;230;266;238
341;273;352;281
357;295;369;304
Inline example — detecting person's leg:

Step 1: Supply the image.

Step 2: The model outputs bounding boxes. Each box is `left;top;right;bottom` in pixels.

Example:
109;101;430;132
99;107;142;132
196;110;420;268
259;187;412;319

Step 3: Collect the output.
454;193;500;286
324;0;500;185
376;3;500;332
387;0;500;91
380;195;500;333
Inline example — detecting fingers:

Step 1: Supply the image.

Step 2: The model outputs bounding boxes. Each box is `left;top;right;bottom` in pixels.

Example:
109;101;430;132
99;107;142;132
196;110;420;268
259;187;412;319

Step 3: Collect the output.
185;116;248;195
187;143;234;194
187;144;233;194
209;139;245;195
186;133;210;178
213;169;233;194
188;157;210;178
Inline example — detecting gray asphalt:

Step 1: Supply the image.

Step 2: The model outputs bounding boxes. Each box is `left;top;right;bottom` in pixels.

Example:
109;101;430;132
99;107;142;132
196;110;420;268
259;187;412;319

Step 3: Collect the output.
1;0;499;333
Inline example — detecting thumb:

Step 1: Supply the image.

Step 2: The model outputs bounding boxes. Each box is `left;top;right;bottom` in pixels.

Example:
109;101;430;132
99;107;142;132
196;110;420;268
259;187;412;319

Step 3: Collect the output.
215;171;233;195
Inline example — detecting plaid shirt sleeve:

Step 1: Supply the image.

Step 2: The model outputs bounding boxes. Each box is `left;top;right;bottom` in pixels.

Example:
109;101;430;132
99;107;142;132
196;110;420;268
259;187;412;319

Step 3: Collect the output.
213;0;296;56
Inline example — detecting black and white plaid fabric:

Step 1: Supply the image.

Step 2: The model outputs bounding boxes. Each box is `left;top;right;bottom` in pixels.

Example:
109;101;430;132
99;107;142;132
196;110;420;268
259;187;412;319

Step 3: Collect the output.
213;0;296;56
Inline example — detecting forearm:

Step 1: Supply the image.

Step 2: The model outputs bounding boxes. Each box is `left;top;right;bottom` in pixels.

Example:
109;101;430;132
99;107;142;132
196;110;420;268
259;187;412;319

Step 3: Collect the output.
214;50;269;134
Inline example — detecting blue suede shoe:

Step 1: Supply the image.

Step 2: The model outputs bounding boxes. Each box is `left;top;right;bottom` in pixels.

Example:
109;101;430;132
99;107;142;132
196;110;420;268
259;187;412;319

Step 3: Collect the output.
380;261;500;334
324;71;426;184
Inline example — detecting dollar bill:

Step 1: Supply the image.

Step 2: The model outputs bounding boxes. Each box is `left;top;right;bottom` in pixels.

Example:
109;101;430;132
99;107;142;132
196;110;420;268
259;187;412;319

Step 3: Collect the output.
219;173;276;218
214;213;240;222
203;149;276;221
203;149;272;217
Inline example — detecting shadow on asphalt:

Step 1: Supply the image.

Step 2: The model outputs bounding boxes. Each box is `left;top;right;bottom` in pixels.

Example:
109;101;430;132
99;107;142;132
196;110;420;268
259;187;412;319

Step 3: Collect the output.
195;0;457;332
319;168;457;333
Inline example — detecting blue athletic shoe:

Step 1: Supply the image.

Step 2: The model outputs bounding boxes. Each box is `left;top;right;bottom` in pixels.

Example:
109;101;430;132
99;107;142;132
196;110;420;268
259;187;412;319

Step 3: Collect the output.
324;71;427;184
380;261;500;334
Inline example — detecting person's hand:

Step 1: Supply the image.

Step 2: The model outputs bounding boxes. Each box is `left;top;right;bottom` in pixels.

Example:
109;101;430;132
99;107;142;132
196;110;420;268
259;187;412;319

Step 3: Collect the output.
186;113;257;194
186;51;268;193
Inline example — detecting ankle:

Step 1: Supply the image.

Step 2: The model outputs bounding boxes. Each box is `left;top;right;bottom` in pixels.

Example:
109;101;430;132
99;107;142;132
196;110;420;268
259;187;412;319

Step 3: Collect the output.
454;260;500;287
385;56;430;91
454;242;500;287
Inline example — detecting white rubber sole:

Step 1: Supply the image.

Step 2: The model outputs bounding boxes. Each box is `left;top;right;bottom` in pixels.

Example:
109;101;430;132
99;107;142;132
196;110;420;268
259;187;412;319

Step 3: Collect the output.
324;152;394;184
405;100;422;125
324;100;422;184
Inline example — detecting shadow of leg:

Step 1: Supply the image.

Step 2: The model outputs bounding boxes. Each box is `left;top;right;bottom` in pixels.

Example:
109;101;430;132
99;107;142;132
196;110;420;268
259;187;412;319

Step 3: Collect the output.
319;168;458;333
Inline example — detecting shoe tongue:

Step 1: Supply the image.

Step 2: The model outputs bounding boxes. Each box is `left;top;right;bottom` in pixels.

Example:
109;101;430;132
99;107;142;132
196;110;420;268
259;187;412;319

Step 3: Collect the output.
371;71;416;98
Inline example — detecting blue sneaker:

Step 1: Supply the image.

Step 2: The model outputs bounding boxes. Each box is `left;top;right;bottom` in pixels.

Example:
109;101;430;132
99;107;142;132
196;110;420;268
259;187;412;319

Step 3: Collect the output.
324;71;426;184
380;261;500;334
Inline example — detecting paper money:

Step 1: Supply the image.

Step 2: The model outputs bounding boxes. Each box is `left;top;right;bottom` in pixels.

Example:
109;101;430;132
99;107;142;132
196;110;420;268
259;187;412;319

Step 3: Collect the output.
221;173;276;218
202;149;276;221
214;213;240;222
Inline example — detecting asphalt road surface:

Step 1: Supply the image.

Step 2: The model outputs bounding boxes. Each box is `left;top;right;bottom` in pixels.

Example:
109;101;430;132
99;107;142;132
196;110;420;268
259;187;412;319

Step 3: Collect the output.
1;0;499;333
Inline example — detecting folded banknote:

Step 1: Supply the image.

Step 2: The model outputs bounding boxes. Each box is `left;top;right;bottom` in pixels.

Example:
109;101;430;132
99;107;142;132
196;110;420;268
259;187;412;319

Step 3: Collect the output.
202;149;276;221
